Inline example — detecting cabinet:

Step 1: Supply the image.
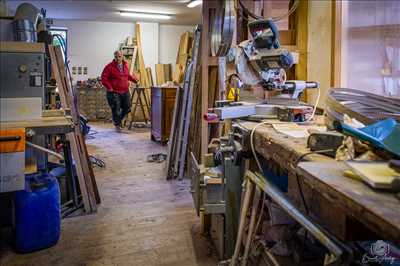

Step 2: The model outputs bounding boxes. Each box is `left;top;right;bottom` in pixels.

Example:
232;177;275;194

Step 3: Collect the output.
151;87;178;144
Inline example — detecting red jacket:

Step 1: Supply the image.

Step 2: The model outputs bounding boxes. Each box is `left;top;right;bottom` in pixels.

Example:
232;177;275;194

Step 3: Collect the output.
101;60;138;94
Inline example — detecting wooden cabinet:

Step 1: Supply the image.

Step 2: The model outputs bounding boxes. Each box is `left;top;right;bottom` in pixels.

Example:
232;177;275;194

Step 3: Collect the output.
151;86;178;144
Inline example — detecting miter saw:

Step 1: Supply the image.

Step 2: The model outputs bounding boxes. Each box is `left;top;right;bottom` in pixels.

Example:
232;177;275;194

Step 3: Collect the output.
212;18;319;122
240;18;319;101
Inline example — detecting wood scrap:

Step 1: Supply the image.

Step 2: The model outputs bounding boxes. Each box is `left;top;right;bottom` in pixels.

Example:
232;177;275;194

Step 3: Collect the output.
146;67;154;87
176;31;193;65
174;31;193;85
155;64;172;86
346;161;400;191
173;63;185;83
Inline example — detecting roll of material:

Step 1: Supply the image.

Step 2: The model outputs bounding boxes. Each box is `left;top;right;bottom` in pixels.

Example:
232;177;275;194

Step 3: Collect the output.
326;88;400;127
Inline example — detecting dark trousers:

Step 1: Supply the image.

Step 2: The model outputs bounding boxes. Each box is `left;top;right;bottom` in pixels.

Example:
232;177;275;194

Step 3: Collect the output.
106;91;131;126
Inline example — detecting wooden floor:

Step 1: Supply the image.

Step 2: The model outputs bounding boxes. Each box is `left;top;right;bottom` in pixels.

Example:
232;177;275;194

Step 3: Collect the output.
0;122;218;266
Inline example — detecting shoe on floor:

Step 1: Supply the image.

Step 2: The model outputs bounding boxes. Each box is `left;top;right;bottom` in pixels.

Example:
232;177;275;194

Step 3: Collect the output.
115;125;121;132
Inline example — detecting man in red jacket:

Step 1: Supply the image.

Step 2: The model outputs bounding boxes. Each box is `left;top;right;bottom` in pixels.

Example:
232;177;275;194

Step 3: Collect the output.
101;50;139;131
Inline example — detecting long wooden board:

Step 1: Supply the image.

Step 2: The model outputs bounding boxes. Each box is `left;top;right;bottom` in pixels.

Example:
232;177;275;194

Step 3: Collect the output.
49;45;99;213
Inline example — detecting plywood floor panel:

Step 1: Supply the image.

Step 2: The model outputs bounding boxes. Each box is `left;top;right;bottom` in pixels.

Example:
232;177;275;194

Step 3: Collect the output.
0;122;217;266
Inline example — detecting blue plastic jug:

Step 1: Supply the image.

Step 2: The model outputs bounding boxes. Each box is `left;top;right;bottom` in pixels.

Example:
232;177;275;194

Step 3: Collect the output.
14;173;61;253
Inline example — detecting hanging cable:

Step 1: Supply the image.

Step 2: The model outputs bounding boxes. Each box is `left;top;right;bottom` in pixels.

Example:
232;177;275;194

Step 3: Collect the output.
237;0;299;22
89;155;106;168
304;86;321;123
52;33;74;92
271;0;299;22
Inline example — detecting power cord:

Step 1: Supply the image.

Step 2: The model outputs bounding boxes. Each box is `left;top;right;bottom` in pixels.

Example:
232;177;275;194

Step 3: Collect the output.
305;86;321;123
238;0;299;22
89;155;106;168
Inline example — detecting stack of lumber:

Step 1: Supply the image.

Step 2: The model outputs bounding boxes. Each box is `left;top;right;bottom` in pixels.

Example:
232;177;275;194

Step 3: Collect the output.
155;64;172;86
173;31;194;83
166;26;201;180
49;45;100;213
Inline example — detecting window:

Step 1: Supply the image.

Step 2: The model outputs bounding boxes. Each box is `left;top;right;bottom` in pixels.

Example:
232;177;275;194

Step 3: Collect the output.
50;27;68;57
338;1;400;96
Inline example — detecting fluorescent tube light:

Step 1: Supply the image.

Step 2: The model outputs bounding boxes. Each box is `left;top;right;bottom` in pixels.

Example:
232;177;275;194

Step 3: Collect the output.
120;11;171;20
187;0;202;8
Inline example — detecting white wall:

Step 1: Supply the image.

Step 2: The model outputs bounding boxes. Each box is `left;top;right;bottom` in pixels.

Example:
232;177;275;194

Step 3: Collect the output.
53;19;135;81
159;24;195;69
138;22;159;82
52;20;194;83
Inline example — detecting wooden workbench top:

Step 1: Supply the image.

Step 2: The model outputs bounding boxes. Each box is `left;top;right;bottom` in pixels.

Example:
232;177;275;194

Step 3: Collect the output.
0;116;73;130
237;119;331;169
236;118;400;241
297;161;400;240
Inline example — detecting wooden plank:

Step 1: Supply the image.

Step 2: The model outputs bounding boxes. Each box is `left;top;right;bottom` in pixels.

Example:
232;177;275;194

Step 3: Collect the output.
53;46;100;205
48;45;98;213
155;64;172;86
129;46;138;75
208;66;218;108
176;31;193;64
146;67;154;87
291;0;308;102
201;1;211;163
331;0;342;87
165;87;181;178
172;64;185;83
307;0;332;108
279;30;296;45
177;28;202;180
135;24;150;88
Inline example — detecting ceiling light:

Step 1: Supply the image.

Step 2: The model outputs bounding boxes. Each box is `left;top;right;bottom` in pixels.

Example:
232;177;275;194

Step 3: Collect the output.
187;0;202;8
119;11;171;20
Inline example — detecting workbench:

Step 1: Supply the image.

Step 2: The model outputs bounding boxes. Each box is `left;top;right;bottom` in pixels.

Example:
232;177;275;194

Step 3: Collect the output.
1;116;74;134
1;115;81;217
237;120;400;242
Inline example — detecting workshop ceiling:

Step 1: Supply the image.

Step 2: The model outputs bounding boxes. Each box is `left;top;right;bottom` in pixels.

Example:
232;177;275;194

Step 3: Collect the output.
7;0;202;25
